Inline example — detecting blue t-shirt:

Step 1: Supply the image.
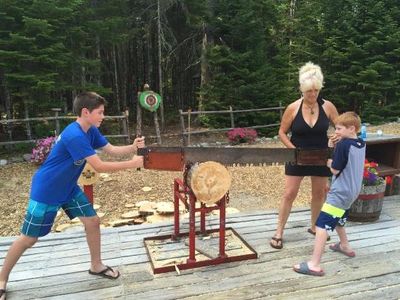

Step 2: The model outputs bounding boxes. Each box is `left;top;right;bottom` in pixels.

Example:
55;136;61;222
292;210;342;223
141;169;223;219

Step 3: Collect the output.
30;122;108;205
326;138;366;209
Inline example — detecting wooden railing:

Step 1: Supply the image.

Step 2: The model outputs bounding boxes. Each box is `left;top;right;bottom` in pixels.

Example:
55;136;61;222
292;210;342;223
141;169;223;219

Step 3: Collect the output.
0;110;130;146
179;103;284;145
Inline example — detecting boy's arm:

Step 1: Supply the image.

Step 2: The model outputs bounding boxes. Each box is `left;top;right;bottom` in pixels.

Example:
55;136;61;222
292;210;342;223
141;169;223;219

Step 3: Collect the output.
86;153;143;173
101;137;145;156
327;159;340;175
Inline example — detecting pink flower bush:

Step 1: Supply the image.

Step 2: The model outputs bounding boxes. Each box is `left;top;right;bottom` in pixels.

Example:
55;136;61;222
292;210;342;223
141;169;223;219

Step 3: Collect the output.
31;136;57;165
227;128;258;145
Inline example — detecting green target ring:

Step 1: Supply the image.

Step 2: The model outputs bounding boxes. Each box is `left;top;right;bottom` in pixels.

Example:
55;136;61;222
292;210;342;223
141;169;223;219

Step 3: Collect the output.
139;91;162;112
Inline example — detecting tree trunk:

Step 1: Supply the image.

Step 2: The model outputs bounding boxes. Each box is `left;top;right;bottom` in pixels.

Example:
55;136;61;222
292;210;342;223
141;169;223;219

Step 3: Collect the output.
119;43;127;110
0;67;13;142
0;67;12;118
96;36;101;87
199;23;210;112
153;111;162;144
157;0;165;131
288;0;296;82
112;45;121;112
24;100;32;140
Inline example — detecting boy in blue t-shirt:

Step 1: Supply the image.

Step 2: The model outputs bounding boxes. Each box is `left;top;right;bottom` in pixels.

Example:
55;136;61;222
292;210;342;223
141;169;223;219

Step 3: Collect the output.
0;92;145;297
294;112;366;276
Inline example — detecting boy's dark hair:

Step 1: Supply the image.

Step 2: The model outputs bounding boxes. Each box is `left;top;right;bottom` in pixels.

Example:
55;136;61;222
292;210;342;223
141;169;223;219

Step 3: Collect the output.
73;92;107;116
335;111;361;132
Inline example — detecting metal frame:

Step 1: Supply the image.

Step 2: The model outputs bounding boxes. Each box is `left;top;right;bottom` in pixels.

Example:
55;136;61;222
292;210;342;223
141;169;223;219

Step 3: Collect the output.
144;177;258;274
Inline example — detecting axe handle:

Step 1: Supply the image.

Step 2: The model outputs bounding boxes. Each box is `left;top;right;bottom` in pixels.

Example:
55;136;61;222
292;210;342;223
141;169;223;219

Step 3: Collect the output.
136;134;142;171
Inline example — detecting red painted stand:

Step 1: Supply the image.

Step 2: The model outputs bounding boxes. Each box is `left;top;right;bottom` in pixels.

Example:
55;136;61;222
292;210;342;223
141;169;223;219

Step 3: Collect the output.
144;177;258;274
83;184;94;204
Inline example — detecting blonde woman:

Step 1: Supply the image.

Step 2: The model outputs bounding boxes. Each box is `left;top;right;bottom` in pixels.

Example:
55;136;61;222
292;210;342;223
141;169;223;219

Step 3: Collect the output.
270;62;339;249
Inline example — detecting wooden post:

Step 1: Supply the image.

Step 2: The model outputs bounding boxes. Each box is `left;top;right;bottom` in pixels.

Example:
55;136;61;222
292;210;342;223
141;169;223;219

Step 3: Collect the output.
52;108;62;135
179;109;187;146
6;121;13;142
188;108;192;146
122;109;131;144
24;102;32;140
229;106;235;128
136;93;142;137
153;110;162;145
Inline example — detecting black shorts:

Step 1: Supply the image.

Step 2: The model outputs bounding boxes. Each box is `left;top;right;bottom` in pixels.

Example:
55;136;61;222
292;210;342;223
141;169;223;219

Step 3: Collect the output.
285;163;331;177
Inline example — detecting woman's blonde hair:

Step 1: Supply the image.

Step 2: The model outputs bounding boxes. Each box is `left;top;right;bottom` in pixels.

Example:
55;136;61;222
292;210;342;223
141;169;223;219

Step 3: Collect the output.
299;62;324;92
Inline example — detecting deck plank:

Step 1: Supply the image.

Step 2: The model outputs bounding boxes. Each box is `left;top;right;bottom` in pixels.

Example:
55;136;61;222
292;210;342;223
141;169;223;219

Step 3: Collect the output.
0;195;399;299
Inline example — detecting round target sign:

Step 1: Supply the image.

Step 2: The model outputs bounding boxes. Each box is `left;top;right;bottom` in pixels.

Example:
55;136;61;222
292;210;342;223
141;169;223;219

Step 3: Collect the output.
139;91;162;112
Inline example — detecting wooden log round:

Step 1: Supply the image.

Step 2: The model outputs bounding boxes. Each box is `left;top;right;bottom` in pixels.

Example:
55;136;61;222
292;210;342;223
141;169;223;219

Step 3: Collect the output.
186;161;231;205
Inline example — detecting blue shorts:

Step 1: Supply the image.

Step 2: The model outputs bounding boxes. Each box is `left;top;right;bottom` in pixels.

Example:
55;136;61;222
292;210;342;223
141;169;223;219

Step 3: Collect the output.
21;191;97;237
315;203;349;232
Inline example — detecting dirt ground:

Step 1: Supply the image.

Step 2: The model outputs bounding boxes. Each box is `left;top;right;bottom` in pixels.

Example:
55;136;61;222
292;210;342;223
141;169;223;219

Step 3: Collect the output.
0;122;399;237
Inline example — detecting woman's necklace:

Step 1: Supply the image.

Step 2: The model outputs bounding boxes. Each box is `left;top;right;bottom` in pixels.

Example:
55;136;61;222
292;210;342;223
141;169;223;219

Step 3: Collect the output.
304;102;317;115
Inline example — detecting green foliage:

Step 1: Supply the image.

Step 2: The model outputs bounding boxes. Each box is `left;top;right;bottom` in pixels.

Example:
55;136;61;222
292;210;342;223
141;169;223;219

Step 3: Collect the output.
201;0;286;127
320;0;400;121
0;0;399;132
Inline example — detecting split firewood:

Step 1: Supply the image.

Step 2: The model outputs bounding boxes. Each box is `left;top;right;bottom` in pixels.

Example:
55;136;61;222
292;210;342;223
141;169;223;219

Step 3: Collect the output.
156;201;175;214
55;223;76;232
142;186;152;192
121;210;141;219
133;217;145;225
108;219;131;227
146;213;173;223
138;202;156;215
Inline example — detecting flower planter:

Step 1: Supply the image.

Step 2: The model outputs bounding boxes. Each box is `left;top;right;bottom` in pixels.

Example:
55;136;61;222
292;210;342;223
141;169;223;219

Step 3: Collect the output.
348;183;386;222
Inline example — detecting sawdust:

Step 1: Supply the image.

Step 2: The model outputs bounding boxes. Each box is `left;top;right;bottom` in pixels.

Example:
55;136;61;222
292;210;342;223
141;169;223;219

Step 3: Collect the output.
0;122;399;237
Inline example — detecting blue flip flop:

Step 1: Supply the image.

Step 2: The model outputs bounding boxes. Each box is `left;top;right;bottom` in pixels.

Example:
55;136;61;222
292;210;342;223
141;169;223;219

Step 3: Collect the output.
293;262;325;276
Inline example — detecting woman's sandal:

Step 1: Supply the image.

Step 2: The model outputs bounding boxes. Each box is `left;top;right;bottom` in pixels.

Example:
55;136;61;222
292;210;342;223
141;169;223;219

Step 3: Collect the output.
0;289;6;300
270;236;283;249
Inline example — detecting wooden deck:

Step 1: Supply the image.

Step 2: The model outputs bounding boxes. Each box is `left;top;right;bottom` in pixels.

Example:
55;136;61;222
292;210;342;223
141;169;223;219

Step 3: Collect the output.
1;195;400;299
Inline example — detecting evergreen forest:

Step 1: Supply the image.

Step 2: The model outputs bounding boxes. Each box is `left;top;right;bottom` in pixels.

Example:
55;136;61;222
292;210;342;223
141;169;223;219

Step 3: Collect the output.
1;0;400;138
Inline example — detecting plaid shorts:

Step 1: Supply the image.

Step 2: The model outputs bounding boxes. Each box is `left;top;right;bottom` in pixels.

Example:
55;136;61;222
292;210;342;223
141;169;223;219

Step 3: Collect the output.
21;191;97;237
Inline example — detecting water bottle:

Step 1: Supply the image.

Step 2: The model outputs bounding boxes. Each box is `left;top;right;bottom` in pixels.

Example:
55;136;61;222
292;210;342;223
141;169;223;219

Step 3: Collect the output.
360;124;367;140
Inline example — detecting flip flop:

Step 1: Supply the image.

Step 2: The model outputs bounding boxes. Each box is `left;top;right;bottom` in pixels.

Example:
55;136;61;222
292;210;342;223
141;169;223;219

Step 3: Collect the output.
0;289;5;300
329;242;355;257
307;228;331;241
293;262;325;276
88;265;120;280
269;236;283;249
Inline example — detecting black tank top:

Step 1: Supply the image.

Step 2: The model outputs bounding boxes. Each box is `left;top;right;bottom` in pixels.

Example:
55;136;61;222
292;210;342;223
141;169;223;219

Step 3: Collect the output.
290;97;329;149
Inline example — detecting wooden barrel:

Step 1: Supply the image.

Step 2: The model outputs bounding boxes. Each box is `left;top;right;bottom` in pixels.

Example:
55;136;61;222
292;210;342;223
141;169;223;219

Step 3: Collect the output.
186;161;231;205
348;188;385;222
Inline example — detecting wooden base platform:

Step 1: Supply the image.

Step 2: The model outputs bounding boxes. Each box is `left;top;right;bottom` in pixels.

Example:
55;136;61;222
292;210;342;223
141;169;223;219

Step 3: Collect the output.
144;228;257;274
1;195;400;299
